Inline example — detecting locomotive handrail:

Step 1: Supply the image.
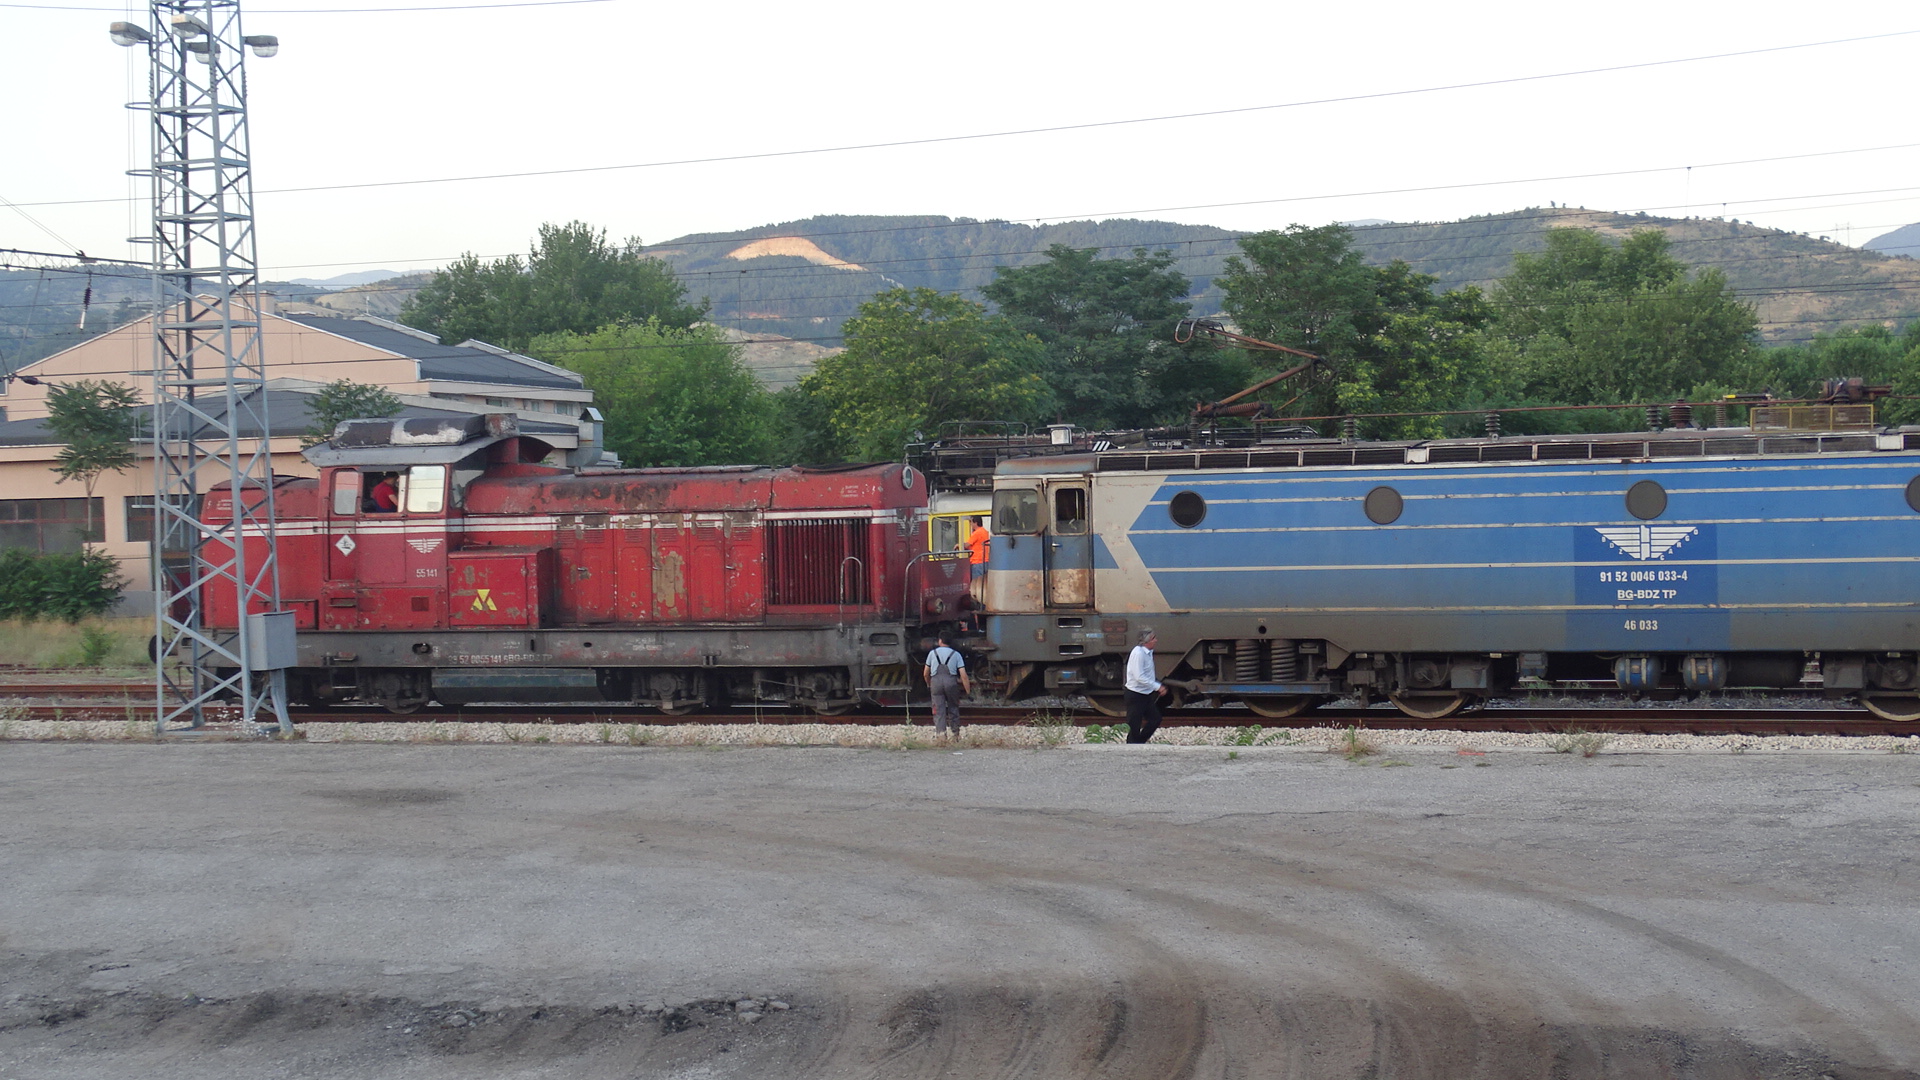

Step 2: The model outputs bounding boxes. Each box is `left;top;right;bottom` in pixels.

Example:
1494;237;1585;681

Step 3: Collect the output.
837;555;865;629
1253;393;1858;429
896;546;961;730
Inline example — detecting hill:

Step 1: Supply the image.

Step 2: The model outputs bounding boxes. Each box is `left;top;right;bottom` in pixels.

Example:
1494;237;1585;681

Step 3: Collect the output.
641;210;1918;347
642;215;1244;347
8;209;1913;371
1348;208;1920;343
1864;223;1920;261
288;269;404;288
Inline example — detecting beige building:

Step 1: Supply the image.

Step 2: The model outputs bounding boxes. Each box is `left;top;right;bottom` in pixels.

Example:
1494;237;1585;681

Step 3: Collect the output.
0;307;599;610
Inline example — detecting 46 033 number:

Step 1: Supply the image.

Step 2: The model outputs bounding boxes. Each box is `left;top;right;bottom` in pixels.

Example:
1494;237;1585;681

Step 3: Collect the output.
1624;619;1659;631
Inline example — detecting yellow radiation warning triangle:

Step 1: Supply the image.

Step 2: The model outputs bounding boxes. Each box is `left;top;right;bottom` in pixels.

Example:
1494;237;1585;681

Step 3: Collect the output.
471;588;497;612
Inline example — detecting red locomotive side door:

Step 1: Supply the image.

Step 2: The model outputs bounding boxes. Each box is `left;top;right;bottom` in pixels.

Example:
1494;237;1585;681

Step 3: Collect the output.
614;520;654;624
649;516;692;622
321;468;365;630
320;465;450;630
723;512;765;621
687;520;728;621
554;514;616;625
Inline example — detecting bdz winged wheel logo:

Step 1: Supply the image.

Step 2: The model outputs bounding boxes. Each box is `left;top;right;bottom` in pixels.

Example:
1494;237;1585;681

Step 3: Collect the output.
407;538;442;554
1595;524;1697;561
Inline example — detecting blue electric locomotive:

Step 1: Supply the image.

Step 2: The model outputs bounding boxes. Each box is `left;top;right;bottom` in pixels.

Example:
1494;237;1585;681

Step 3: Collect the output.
980;423;1920;720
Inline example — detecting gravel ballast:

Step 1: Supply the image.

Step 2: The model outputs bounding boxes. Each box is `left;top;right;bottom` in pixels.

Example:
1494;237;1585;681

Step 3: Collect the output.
3;714;1918;755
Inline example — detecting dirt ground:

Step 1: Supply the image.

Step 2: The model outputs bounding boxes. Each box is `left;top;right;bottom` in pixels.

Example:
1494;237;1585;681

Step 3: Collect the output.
2;742;1916;1079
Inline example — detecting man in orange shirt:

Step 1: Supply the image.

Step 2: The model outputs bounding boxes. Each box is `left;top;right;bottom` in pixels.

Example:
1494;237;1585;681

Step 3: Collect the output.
965;518;990;634
966;518;989;580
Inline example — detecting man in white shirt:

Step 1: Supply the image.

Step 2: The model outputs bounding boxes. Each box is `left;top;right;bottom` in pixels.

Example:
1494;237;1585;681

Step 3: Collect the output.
1123;627;1167;744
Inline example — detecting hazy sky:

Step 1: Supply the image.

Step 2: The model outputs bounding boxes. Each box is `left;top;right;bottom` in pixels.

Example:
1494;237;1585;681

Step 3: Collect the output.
2;0;1914;280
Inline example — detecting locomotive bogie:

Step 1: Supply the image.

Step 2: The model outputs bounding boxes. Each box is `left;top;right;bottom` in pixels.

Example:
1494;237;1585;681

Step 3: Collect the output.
983;433;1920;718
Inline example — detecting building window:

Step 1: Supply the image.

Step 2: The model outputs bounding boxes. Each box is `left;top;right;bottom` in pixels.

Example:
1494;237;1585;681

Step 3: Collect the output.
485;397;511;408
125;495;200;545
126;496;154;543
0;498;105;553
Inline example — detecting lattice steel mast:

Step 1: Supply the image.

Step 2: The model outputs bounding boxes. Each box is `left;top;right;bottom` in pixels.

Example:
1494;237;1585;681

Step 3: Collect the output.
111;3;288;732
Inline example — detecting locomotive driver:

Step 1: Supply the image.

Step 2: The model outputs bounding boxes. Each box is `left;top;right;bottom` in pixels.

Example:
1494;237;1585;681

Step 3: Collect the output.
1124;628;1168;744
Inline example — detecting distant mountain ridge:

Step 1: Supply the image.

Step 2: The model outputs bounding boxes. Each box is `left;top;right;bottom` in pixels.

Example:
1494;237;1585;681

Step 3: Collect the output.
8;209;1913;371
288;269;404;288
640;209;1918;346
1864;223;1920;260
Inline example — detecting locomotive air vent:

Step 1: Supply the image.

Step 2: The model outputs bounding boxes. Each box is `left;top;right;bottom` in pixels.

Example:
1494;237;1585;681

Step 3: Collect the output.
1168;491;1207;528
1364;487;1403;525
1626;480;1668;520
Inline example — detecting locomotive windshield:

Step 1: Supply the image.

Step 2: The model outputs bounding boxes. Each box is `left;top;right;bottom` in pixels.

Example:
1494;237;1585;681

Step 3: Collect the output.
993;488;1040;534
331;465;450;515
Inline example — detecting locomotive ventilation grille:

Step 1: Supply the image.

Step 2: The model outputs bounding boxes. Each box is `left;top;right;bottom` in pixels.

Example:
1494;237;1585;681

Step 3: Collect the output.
1094;433;1893;473
768;519;872;606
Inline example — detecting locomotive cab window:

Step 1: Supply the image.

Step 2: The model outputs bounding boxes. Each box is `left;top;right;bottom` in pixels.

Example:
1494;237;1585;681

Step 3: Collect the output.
932;514;961;552
1053;488;1087;535
331;471;361;516
403;465;448;515
993;488;1041;534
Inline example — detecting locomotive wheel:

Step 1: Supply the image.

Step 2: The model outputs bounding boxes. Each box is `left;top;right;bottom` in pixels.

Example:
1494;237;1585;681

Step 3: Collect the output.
658;702;701;717
1241;695;1314;719
1082;694;1128;718
1860;694;1920;722
1387;691;1472;720
808;701;853;717
381;699;426;716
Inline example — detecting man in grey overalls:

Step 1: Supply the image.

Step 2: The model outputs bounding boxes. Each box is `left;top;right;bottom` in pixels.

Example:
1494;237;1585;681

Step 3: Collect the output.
923;632;971;738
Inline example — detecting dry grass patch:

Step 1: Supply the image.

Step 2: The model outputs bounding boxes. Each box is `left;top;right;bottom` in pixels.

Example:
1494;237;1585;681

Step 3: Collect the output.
1543;728;1612;757
0;617;151;670
1334;724;1380;761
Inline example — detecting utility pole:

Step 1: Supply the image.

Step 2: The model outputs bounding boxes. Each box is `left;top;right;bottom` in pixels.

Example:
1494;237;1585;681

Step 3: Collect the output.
111;3;291;733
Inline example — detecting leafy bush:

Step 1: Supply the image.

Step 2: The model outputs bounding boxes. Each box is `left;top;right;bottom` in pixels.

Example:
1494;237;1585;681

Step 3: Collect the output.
0;550;49;620
76;626;115;666
0;548;126;622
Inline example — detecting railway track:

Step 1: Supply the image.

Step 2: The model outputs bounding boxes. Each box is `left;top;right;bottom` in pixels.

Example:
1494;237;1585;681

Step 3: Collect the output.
6;694;1916;737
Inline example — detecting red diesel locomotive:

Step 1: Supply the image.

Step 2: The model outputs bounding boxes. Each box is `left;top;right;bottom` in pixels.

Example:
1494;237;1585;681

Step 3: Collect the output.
201;415;972;713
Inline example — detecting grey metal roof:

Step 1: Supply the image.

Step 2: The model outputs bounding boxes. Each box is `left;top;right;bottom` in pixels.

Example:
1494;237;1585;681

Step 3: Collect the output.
280;314;583;390
0;388;577;448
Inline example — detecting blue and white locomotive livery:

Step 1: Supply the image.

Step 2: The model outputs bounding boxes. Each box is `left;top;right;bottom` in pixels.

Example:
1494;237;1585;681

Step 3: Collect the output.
980;425;1920;721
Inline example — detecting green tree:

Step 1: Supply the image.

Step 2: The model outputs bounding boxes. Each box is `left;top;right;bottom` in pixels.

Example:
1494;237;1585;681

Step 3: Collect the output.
799;287;1049;461
530;321;776;467
399;222;706;352
1491;228;1757;405
1871;322;1920;425
981;245;1246;429
1722;322;1920;399
1220;225;1494;436
44;379;141;542
301;379;404;448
